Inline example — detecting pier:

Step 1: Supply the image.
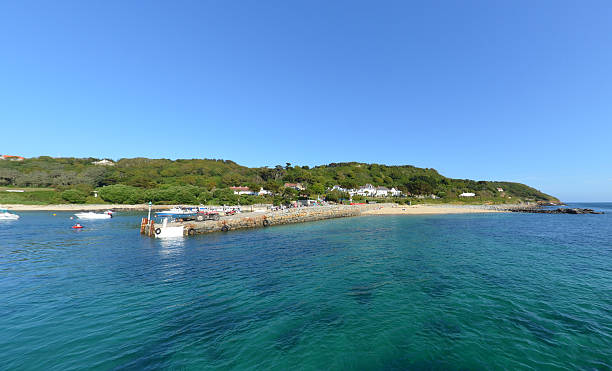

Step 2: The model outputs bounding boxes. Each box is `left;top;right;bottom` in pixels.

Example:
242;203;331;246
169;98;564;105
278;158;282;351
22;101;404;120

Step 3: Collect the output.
141;204;385;237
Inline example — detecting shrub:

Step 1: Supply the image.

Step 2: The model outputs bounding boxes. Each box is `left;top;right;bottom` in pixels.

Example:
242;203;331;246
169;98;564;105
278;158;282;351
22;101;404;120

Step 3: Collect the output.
61;189;87;204
97;185;144;204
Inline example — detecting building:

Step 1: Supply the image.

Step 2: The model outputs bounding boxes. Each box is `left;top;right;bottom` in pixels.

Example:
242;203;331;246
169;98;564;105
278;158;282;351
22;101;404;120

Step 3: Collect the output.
230;186;257;195
459;192;476;197
355;184;376;196
1;155;24;161
258;187;272;196
389;187;403;197
375;186;390;197
496;187;504;192
284;183;305;191
92;159;115;166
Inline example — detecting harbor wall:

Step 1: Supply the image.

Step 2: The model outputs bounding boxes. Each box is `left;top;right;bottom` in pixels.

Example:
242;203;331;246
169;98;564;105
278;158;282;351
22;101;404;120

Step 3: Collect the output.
149;204;387;236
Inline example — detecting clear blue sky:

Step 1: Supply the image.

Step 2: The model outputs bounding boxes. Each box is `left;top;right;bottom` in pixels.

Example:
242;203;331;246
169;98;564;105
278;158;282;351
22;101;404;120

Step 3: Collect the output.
1;1;611;201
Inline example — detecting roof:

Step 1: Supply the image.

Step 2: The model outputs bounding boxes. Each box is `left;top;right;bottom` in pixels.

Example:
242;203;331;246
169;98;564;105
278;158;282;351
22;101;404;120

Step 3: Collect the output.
1;155;25;160
230;186;250;191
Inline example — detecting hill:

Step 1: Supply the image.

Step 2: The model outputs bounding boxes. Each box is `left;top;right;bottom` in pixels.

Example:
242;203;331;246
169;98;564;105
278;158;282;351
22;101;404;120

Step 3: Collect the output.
0;157;559;205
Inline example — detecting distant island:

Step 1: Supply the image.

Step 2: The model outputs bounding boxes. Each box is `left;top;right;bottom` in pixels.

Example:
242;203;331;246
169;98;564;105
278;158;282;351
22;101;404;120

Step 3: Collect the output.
0;156;559;206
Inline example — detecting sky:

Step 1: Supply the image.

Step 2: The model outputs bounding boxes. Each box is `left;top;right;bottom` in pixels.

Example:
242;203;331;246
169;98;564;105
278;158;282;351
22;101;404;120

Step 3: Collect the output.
1;1;611;201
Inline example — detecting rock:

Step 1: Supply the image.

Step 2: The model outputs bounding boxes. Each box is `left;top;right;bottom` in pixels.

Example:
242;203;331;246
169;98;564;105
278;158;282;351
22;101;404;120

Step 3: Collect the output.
509;207;603;214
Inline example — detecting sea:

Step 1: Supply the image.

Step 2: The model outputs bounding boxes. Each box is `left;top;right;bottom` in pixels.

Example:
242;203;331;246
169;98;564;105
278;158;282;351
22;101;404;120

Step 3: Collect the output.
1;203;610;370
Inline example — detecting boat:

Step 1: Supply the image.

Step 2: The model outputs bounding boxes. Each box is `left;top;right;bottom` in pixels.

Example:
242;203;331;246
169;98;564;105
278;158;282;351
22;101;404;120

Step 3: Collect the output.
154;217;184;238
0;208;20;220
72;223;84;229
155;207;196;218
74;210;113;219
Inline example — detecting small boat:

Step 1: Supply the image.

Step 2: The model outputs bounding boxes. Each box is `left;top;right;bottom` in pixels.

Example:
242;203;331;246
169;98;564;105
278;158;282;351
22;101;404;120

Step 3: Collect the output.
0;209;20;220
75;210;113;219
155;207;196;218
154;217;184;238
72;223;84;229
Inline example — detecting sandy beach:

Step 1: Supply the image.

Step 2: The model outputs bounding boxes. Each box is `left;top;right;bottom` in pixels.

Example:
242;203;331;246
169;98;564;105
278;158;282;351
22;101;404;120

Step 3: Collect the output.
4;203;509;214
362;204;506;215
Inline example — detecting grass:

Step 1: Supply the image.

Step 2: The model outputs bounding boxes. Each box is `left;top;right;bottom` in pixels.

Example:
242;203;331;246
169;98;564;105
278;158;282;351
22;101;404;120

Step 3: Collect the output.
0;186;56;192
0;190;64;205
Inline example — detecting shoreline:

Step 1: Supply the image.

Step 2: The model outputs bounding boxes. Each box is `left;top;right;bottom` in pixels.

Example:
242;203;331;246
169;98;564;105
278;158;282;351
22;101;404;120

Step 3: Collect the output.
3;203;518;215
361;204;509;215
3;204;166;211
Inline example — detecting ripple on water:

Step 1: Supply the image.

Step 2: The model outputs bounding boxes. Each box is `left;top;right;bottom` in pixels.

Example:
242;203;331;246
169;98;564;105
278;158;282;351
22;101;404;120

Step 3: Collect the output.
1;209;611;369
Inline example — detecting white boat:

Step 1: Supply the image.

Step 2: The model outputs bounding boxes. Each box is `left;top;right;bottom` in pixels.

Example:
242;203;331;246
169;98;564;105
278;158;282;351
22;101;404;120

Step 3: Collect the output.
154;218;184;238
155;207;196;218
75;210;113;219
0;209;19;220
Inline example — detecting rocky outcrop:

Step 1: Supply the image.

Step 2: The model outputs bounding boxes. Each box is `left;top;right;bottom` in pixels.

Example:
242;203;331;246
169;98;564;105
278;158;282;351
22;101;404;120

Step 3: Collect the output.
509;208;603;214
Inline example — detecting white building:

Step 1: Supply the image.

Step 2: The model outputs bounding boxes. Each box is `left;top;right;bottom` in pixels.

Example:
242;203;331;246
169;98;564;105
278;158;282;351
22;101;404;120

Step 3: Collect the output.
375;186;390;197
230;186;257;195
258;187;272;196
92;159;115;166
389;188;402;197
355;184;376;197
496;187;504;192
459;192;476;197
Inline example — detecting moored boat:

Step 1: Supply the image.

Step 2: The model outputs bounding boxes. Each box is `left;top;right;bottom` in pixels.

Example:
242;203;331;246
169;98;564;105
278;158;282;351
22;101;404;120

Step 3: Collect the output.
155;207;196;218
0;208;20;220
75;210;113;219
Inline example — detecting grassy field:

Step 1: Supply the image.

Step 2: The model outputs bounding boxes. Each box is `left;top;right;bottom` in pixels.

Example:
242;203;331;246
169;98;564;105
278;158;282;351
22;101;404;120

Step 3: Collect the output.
0;190;64;205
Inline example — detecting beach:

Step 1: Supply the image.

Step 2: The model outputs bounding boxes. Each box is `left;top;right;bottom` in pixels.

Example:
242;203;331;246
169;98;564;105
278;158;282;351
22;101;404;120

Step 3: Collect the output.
4;203;510;214
362;203;506;215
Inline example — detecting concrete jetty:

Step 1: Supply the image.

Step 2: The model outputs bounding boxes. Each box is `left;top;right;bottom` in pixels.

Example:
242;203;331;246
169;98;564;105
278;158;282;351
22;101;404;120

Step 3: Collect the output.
142;204;386;237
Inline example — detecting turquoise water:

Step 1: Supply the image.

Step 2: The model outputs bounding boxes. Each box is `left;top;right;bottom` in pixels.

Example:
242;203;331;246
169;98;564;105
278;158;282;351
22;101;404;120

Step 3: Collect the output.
1;204;611;370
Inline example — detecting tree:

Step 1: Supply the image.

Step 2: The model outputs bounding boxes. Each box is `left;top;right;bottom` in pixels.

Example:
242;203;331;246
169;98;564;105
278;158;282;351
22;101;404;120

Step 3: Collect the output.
61;189;87;204
309;183;325;197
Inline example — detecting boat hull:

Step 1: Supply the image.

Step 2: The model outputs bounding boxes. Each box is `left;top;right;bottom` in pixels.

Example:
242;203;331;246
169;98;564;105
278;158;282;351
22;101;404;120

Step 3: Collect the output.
75;213;112;219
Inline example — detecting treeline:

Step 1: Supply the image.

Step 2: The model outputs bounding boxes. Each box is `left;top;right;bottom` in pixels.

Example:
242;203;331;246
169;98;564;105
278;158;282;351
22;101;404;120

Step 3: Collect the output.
0;157;559;204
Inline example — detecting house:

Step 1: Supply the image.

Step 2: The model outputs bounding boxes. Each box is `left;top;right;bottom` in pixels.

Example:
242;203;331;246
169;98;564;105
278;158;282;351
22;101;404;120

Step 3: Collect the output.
1;155;25;161
330;185;347;192
355;184;376;196
92;159;115;166
230;186;257;195
496;187;504;192
375;186;390;197
258;187;272;196
284;183;305;191
459;192;476;197
389;188;403;197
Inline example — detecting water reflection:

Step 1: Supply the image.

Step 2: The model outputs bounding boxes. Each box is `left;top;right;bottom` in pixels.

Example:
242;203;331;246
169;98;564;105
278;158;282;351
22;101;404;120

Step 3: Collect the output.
158;237;185;256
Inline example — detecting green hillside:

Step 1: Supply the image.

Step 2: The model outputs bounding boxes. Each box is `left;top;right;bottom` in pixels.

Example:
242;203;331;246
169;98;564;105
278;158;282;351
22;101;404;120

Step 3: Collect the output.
0;157;559;205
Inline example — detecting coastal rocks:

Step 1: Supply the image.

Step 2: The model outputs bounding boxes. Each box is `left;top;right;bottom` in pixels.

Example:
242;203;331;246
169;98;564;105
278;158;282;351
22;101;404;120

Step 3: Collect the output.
509;208;603;214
